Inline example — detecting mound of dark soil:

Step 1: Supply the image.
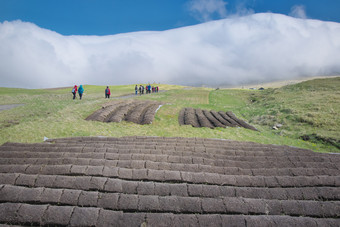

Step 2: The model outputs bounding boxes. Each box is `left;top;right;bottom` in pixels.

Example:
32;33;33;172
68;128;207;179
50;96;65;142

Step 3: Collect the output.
86;100;162;125
300;134;340;150
179;108;257;131
0;136;339;226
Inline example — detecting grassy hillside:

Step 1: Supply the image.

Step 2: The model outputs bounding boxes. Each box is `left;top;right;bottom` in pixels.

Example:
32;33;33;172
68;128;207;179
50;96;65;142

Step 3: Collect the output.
245;77;340;151
0;78;339;153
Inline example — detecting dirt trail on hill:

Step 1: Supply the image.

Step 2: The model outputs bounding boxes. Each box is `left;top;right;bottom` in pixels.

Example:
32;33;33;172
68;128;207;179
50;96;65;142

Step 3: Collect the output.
0;104;25;112
114;90;166;99
0;136;339;226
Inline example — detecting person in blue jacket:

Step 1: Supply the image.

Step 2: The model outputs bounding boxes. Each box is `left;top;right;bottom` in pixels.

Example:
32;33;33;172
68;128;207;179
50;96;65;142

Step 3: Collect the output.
78;85;84;100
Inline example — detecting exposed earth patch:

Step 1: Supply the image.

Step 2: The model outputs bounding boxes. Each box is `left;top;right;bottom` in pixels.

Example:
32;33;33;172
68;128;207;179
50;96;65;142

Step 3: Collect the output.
179;108;257;131
0;136;339;226
86;100;162;125
0;104;25;112
300;134;340;150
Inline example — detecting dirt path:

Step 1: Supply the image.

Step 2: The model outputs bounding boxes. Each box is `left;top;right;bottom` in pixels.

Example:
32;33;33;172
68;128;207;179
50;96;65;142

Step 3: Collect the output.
0;104;25;112
114;90;166;99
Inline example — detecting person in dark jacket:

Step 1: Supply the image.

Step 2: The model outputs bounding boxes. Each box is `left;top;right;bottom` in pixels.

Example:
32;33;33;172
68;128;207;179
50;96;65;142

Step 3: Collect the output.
78;85;84;100
105;86;111;98
72;85;77;100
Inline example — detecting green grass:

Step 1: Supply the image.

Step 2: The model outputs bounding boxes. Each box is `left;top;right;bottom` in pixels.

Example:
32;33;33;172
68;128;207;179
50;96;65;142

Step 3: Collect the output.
0;78;339;153
245;77;340;152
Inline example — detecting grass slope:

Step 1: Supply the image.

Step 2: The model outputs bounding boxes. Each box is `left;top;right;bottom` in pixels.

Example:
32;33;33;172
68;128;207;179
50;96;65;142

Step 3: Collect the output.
0;78;339;153
246;77;340;151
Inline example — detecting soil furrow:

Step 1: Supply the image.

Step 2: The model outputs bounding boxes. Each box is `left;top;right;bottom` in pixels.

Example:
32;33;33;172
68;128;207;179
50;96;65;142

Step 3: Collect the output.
1;164;339;188
179;108;258;130
1;157;339;174
0;202;339;227
218;111;239;126
178;108;186;125
2;179;339;201
195;108;214;128
106;103;133;122
141;104;162;125
226;111;258;131
1;187;339;218
124;103;146;124
1;136;339;225
86;100;162;125
184;108;200;127
203;110;225;128
0;152;337;167
211;110;233;127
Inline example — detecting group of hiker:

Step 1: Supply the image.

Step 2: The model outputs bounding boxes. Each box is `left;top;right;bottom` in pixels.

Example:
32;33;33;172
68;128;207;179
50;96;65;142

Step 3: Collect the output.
72;84;159;100
135;84;159;95
71;85;84;100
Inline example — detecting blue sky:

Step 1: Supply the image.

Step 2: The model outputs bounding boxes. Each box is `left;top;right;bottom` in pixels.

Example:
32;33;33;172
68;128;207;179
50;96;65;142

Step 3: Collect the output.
1;0;340;35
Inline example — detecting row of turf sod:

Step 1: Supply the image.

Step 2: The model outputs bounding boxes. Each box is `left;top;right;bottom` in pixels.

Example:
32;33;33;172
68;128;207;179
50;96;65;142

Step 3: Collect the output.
0;136;339;225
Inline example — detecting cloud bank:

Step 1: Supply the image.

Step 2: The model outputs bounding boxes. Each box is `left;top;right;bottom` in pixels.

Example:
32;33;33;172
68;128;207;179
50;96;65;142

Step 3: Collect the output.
1;13;340;88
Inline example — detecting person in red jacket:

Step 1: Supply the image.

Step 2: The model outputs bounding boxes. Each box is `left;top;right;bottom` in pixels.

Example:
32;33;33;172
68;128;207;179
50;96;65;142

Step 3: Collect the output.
105;86;111;98
72;85;77;99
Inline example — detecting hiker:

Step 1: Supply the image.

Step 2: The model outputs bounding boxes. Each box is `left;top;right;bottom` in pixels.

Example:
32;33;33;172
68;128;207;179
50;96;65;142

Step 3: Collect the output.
156;86;159;93
78;85;84;100
72;85;77;99
141;85;144;94
105;86;111;98
139;85;142;95
135;85;138;95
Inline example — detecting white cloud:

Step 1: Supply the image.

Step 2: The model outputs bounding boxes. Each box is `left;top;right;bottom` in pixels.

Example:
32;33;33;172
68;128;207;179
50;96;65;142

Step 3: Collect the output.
188;0;228;22
1;13;340;88
289;5;307;19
